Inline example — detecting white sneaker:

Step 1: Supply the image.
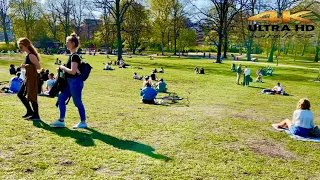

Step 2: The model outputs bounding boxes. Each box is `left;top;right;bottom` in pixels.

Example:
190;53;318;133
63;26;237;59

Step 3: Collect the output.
50;120;65;127
73;122;88;129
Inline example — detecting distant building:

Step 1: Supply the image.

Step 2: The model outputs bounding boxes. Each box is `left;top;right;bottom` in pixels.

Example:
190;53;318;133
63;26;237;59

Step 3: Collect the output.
79;19;102;41
0;16;15;42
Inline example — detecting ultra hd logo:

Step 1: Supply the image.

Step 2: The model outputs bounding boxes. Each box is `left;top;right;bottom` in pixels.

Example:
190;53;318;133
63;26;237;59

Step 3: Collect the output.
247;11;315;38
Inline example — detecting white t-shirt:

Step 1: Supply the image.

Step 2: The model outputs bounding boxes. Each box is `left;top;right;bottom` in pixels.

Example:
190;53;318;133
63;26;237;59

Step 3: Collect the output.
273;85;283;92
244;68;250;76
293;109;314;129
133;75;140;79
120;60;124;65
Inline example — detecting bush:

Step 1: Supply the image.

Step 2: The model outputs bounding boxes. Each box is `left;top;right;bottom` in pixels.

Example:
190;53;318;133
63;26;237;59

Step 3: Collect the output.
229;48;240;53
186;46;217;52
0;43;17;52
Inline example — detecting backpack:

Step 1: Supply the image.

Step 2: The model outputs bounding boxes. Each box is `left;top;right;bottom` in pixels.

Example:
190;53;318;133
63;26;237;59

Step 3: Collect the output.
72;54;92;81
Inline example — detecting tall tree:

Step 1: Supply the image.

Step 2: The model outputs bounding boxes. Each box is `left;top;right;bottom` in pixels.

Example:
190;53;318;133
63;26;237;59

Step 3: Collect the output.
172;0;186;55
55;0;74;39
39;1;59;40
150;0;173;55
0;0;11;44
94;0;133;60
71;0;87;35
122;2;149;54
11;0;40;39
201;0;248;63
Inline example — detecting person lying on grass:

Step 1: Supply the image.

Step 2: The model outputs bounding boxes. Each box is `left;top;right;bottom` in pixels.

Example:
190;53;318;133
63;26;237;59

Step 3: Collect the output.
274;98;314;137
133;72;143;80
140;82;158;104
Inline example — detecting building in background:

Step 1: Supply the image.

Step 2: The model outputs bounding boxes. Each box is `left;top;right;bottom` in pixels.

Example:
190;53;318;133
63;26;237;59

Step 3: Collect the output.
185;19;204;46
79;19;102;42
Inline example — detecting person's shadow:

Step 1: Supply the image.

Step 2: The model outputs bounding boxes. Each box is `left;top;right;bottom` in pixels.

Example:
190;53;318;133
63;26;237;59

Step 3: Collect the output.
33;121;172;161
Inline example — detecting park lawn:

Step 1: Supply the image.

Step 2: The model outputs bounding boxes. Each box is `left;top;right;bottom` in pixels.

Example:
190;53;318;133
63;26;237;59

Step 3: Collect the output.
1;54;320;179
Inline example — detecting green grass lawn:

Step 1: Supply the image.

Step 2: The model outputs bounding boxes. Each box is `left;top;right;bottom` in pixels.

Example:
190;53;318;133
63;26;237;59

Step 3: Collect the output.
1;54;320;179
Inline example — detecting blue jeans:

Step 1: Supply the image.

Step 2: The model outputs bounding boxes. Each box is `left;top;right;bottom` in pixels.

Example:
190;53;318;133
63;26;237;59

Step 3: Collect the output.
58;77;86;121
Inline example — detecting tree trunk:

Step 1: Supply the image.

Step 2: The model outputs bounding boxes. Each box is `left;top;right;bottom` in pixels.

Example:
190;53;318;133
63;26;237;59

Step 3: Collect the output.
1;15;9;45
174;22;177;55
116;0;122;60
315;46;319;62
216;32;223;63
247;38;253;61
301;44;305;56
161;32;165;55
223;33;228;58
268;42;276;62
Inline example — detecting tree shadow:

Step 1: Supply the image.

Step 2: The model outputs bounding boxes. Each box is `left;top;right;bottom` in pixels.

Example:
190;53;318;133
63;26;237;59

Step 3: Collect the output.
0;81;9;86
33;121;172;161
248;86;265;89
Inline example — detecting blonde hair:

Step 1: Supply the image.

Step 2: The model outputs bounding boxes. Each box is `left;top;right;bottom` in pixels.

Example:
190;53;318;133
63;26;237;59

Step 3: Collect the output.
17;37;40;60
66;32;80;48
297;98;311;110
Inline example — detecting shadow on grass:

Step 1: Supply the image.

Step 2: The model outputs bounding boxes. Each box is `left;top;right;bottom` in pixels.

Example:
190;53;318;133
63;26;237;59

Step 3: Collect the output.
248;86;265;89
33;120;172;161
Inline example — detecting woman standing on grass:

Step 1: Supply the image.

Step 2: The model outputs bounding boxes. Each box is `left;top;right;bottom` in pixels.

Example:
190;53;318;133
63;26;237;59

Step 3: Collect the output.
17;38;41;120
275;98;314;137
50;33;87;129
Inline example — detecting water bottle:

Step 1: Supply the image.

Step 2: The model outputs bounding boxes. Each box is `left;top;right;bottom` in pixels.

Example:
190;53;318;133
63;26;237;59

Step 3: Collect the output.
20;68;25;80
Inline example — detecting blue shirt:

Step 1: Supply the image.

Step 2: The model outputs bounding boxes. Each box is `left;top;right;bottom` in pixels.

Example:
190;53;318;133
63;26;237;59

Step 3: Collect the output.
140;87;158;100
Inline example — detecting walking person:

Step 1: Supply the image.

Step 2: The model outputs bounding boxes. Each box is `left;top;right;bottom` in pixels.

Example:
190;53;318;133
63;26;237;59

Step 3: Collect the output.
50;33;87;129
236;64;242;85
244;66;251;87
17;38;41;120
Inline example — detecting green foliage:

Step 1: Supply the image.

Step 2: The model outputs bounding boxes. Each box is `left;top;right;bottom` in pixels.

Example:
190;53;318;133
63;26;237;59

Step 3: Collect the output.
187;46;217;52
0;42;17;51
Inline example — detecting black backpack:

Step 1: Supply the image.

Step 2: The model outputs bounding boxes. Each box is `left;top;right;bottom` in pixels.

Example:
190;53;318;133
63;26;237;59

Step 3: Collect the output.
71;54;92;81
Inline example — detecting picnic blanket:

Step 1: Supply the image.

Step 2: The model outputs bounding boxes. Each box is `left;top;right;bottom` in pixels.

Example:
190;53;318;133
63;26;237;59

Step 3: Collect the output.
272;124;320;142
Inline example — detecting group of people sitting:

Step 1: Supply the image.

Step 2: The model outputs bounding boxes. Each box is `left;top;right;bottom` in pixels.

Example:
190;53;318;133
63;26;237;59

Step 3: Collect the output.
194;66;205;74
55;58;62;65
9;64;21;75
140;77;167;104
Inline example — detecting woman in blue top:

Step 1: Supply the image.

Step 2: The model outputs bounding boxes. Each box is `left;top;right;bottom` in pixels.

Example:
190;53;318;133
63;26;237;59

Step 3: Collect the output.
275;98;314;137
140;82;158;104
50;33;87;129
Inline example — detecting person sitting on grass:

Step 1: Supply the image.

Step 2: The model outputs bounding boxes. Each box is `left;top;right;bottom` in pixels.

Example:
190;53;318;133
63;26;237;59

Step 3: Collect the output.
274;98;314;137
133;72;143;80
55;58;61;65
199;67;205;74
194;66;199;74
9;64;16;75
1;72;23;93
142;76;151;88
155;78;167;92
103;62;114;70
154;68;158;73
140;82;158;104
45;73;56;94
159;67;165;73
256;68;263;82
231;63;236;72
150;71;157;81
271;82;284;94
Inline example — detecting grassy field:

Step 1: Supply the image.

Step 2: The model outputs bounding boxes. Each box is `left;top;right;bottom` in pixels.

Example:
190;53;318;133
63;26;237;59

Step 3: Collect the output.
1;53;320;179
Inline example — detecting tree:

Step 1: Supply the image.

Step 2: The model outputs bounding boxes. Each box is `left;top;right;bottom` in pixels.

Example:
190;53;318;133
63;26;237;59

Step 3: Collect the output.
11;0;40;39
54;0;74;40
71;0;88;35
94;0;133;60
122;3;150;54
177;28;196;51
150;0;173;55
172;0;186;55
201;0;248;63
0;0;11;44
39;1;59;40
